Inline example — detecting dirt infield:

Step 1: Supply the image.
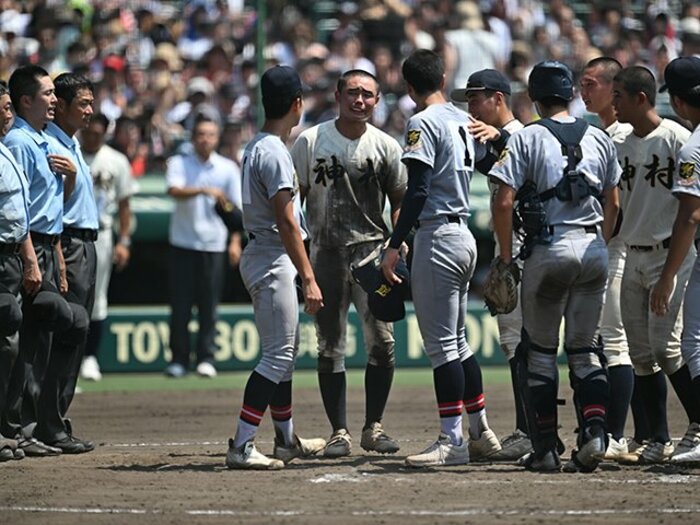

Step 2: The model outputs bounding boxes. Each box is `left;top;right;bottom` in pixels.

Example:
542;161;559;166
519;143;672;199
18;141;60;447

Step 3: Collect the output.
1;372;698;525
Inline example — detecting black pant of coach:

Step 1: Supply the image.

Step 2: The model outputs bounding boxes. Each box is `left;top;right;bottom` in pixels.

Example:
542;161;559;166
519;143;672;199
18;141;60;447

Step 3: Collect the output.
0;246;24;437
168;245;225;369
0;235;88;442
34;228;96;444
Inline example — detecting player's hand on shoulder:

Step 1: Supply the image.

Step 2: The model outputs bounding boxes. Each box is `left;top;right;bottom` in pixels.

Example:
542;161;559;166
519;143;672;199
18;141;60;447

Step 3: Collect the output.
302;279;324;315
467;117;500;144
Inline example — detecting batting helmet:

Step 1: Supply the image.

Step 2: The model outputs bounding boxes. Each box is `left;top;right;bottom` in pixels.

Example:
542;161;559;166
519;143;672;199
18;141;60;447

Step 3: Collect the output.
351;247;410;322
528;61;574;102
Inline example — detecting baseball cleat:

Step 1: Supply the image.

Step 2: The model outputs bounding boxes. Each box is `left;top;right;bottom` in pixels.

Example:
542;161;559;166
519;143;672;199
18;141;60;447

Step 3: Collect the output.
627;438;644;454
566;426;606;473
323;429;352;458
405;433;469;467
616;442;647;465
164;363;187;378
603;435;628;460
639;441;674;464
196;361;217;378
226;439;284;470
672;422;700;459
488;429;533;462
360;422;400;454
524;449;561;472
273;435;327;464
468;428;502;462
670;443;700;464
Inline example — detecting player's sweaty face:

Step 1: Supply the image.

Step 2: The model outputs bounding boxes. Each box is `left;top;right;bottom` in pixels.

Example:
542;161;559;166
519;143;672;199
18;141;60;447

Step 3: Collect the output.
466;91;497;123
64;88;94;132
337;76;378;123
580;67;611;114
611;82;634;124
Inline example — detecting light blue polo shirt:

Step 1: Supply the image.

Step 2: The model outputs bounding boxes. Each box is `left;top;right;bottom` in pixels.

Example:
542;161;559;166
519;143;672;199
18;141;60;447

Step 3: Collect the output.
0;141;30;243
4;117;63;235
46;122;99;230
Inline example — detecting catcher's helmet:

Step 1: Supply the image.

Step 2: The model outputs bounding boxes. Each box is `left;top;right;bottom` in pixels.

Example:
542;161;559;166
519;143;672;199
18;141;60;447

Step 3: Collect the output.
528;61;574;102
351;247;410;322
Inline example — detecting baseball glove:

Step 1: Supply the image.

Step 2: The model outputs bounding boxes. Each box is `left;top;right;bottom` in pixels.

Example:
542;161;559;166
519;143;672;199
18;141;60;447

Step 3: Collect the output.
483;257;520;316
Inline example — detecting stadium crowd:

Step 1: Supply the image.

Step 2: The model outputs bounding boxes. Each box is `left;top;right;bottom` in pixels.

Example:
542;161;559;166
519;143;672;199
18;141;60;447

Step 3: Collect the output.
1;0;699;171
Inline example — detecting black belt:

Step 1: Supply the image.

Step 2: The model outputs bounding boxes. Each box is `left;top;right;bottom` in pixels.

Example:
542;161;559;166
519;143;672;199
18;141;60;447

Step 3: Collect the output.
30;231;60;246
548;225;598;235
629;237;671;252
0;242;21;255
62;227;98;242
416;215;461;228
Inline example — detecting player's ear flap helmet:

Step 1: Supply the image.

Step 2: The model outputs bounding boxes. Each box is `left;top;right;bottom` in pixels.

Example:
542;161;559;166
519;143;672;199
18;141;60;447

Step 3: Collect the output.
528;61;574;102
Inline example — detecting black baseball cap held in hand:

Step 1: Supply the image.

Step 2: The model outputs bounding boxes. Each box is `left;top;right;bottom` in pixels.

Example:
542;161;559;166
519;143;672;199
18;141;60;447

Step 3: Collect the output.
451;69;512;102
660;56;700;95
351;246;410;323
261;65;304;102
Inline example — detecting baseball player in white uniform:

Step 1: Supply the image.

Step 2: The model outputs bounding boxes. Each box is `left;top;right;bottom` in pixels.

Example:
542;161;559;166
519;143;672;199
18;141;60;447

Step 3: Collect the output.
452;69;531;461
611;65;700;464
225;66;325;470
291;69;406;457
579;57;648;461
381;50;503;467
649;57;700;464
490;61;621;473
80;113;135;382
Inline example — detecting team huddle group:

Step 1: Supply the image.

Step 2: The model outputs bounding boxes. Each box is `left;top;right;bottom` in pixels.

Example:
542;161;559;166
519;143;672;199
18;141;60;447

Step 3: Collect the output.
224;50;700;473
1;50;700;475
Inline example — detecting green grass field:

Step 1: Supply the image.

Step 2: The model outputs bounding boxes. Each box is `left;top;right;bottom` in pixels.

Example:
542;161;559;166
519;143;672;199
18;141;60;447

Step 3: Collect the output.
76;366;574;393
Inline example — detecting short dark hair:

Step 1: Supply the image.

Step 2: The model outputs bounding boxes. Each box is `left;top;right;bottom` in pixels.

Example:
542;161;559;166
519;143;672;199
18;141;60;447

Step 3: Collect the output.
402;49;444;96
336;69;379;95
584;57;622;83
263;92;301;120
54;73;94;105
192;113;220;133
89;113;110;131
0;81;8;98
8;65;50;113
536;96;570;110
614;66;657;107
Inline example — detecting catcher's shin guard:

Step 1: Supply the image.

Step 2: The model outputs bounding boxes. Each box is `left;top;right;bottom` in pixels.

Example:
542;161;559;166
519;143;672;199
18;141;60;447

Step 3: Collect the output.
568;342;609;453
514;330;560;458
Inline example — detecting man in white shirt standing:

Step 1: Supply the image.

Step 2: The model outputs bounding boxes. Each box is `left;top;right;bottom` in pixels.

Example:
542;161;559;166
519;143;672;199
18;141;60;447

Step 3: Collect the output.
164;115;242;378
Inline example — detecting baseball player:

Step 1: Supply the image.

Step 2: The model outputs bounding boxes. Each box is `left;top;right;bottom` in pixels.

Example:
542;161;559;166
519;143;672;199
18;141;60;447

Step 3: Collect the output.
290;69;406;457
226;65;326;470
649;57;700;464
611;66;700;464
40;72;98;454
381;49;503;467
490;61;621;472
0;82;39;462
579;57;648;461
80;113;135;382
451;69;531;461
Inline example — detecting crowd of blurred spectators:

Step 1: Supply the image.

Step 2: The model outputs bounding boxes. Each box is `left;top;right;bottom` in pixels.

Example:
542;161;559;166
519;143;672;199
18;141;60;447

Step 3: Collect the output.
1;0;699;177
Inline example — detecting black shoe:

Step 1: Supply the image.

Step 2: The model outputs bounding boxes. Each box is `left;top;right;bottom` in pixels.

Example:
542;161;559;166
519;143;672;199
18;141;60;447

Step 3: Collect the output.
17;437;62;457
45;436;87;454
64;419;95;452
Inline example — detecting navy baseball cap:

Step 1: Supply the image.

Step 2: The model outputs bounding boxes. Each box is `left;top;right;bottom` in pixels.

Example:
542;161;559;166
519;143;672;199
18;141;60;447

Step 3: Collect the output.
660;56;700;95
528;61;574;102
351;249;410;323
451;69;512;102
261;65;304;102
